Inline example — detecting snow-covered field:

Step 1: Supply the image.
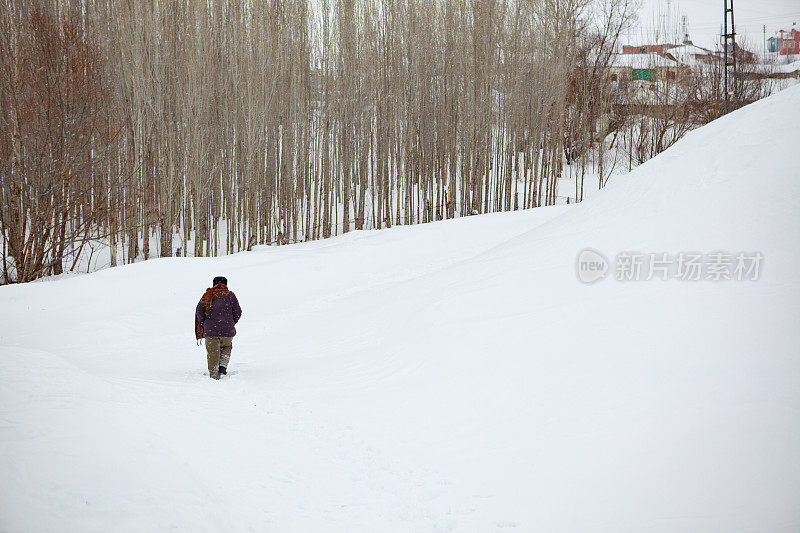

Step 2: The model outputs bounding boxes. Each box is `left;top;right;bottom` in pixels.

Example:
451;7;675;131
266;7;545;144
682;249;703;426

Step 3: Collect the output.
2;86;799;532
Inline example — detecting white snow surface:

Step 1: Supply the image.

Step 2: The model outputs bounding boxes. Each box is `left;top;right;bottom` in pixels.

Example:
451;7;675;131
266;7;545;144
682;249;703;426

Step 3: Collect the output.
2;86;800;532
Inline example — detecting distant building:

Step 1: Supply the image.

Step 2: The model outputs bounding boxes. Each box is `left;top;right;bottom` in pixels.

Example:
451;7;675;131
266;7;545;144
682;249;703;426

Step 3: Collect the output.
622;44;674;55
663;44;718;66
767;36;780;53
621;42;720;65
714;42;756;64
778;29;800;56
609;52;687;83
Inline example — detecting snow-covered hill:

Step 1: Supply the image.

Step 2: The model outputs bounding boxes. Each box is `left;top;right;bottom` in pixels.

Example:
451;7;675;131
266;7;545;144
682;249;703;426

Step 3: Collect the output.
2;86;799;532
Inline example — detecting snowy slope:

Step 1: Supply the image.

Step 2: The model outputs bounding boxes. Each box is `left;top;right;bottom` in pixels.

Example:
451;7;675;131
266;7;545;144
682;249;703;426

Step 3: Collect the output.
1;86;799;532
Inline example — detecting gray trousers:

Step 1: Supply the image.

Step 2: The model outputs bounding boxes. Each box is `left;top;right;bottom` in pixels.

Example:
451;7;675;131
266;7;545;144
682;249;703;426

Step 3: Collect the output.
205;336;233;379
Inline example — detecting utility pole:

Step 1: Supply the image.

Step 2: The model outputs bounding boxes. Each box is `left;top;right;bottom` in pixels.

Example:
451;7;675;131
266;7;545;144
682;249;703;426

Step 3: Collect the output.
723;0;737;114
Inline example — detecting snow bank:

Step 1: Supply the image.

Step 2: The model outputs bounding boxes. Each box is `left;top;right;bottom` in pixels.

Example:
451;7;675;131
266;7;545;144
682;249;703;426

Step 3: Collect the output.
1;86;799;532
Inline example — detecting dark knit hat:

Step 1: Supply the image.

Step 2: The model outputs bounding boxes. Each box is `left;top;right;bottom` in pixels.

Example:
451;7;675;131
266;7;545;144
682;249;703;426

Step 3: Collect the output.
213;276;228;286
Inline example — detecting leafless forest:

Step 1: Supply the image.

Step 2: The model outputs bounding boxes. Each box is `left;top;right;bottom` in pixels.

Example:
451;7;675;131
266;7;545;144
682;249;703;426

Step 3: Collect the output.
0;0;765;283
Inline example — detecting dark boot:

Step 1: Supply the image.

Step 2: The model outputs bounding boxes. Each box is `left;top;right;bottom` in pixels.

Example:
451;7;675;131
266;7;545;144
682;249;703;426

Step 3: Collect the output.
219;366;227;375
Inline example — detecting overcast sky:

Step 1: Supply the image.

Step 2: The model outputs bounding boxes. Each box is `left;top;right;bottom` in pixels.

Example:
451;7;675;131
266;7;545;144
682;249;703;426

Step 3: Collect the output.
628;0;800;51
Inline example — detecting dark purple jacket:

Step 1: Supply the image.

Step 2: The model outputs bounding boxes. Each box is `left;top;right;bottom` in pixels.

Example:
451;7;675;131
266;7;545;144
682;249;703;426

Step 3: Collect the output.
196;289;242;338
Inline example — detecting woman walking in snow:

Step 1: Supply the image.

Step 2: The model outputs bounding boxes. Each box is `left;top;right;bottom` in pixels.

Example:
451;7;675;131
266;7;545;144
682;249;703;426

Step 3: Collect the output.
195;276;242;380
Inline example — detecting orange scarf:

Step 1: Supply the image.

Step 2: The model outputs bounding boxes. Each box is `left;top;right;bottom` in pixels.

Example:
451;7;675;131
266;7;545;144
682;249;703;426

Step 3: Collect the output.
200;283;231;315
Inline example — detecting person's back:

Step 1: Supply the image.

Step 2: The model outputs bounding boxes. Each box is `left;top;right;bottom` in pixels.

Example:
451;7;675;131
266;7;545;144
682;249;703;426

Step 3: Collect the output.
195;276;242;380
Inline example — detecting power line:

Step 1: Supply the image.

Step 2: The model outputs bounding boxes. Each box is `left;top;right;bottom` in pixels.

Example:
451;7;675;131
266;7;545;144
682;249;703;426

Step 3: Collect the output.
688;12;800;30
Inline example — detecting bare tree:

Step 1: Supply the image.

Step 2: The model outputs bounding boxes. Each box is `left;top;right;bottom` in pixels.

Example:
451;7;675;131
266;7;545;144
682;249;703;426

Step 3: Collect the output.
1;0;654;283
